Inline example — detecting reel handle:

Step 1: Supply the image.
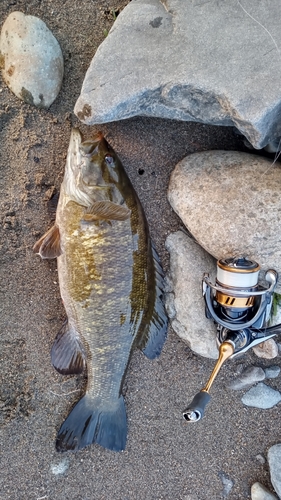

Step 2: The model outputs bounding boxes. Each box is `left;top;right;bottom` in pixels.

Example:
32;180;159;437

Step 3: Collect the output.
183;391;211;422
183;341;234;422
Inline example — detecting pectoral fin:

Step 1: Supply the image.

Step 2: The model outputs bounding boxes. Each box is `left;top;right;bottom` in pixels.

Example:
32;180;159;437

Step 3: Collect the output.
33;224;62;259
51;321;86;375
82;201;131;222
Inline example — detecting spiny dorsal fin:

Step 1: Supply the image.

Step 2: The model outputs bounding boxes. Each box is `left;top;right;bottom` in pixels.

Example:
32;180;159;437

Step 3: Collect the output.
33;224;62;259
51;321;86;375
82;201;131;222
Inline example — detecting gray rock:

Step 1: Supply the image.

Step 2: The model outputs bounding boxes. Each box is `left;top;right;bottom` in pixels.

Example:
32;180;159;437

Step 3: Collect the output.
165;231;218;359
75;0;281;149
251;482;278;500
268;444;281;499
218;471;233;499
228;366;265;391
255;455;266;465
0;11;63;108
168;150;281;293
253;340;279;360
241;383;281;409
265;366;281;379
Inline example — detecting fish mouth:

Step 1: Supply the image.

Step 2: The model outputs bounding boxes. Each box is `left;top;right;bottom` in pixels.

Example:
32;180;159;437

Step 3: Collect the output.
79;132;104;157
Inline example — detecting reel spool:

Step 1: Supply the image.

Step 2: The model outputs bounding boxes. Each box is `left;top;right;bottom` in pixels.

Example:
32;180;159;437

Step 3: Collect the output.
183;256;279;423
203;256;277;332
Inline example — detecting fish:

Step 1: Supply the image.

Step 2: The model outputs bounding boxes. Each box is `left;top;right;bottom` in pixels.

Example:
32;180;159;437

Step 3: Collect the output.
33;128;168;452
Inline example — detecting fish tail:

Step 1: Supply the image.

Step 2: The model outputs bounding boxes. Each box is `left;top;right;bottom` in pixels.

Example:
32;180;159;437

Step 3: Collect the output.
56;394;127;453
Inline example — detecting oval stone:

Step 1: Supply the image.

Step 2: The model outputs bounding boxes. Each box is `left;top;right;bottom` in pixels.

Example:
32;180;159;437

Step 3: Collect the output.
268;444;281;499
165;230;218;359
168;150;281;292
0;11;63;108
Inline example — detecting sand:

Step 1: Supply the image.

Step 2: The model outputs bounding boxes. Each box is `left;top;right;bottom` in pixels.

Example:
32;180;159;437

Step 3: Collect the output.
1;1;280;499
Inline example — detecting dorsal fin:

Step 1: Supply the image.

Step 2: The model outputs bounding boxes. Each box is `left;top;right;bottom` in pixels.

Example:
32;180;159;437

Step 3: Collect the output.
33;224;62;259
138;241;168;359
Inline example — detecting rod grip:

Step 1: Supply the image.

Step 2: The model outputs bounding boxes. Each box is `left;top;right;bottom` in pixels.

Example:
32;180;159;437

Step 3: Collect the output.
183;391;211;422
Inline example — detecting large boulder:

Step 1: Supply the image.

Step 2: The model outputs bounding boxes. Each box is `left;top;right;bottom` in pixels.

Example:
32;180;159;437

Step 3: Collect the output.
75;0;281;148
168;150;281;293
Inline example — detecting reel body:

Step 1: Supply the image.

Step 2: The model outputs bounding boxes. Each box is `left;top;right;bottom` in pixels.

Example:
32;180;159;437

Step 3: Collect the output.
183;256;279;423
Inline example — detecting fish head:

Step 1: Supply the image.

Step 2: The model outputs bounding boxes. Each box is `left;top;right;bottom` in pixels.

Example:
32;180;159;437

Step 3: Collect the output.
64;129;126;207
79;133;123;188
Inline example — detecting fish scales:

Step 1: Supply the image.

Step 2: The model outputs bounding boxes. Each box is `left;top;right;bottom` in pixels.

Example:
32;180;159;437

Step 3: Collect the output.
57;194;144;399
33;128;168;452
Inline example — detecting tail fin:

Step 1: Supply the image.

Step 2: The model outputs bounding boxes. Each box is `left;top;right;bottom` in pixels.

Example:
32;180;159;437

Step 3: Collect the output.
56;394;127;452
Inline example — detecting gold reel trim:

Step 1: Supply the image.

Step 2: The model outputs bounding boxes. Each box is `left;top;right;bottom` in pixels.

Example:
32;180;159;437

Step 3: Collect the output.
216;291;255;308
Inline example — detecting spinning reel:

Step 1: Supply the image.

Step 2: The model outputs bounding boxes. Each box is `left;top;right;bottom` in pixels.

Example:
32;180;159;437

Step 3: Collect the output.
183;256;280;422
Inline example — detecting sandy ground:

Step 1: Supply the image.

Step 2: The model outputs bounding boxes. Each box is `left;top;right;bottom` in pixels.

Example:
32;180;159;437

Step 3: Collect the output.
1;1;281;499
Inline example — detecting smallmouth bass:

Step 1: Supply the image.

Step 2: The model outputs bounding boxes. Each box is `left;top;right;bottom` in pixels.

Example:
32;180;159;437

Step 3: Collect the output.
34;128;168;452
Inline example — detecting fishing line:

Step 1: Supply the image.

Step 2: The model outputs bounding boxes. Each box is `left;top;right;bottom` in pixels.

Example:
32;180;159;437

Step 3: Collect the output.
237;0;281;61
237;0;281;171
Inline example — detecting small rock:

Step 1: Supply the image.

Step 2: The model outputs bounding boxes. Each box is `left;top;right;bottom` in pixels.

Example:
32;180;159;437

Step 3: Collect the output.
268;444;281;499
0;11;63;108
253;339;279;360
165;231;218;359
219;472;234;499
168;150;281;293
241;383;281;409
218;471;233;499
255;454;266;465
251;482;278;500
50;458;69;475
264;366;281;379
228;366;265;390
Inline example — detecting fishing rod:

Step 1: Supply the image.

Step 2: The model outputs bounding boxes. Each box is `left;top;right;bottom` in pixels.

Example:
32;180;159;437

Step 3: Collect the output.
183;256;281;422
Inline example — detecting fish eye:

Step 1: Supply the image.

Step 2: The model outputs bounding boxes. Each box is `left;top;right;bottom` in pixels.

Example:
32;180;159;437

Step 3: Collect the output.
105;154;115;167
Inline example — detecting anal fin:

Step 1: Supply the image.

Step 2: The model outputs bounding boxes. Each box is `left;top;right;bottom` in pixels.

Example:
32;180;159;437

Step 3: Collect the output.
51;321;85;375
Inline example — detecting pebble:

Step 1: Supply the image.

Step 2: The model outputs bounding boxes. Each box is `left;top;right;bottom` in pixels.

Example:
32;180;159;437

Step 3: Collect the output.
218;471;233;498
241;383;281;409
50;458;69;475
255;454;266;465
0;11;63;108
268;444;281;499
251;482;278;500
253;340;279;360
227;366;265;391
264;366;281;379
